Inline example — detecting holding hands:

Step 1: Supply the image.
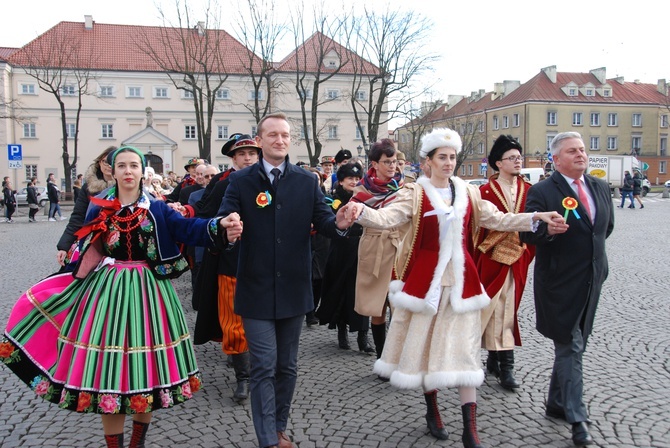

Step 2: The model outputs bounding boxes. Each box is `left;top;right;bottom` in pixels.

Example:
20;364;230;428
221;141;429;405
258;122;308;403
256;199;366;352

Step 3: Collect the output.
335;202;364;229
220;213;243;242
533;211;569;235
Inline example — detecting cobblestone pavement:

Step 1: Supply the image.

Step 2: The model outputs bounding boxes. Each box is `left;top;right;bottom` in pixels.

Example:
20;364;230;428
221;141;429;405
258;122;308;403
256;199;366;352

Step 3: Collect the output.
1;196;669;448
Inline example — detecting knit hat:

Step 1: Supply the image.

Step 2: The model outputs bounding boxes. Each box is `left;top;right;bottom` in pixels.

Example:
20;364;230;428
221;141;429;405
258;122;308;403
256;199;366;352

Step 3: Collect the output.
336;162;364;182
489;135;523;171
420;128;462;158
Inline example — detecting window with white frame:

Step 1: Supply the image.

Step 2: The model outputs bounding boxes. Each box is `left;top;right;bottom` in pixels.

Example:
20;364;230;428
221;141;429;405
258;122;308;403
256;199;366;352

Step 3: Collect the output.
460;165;466;176
154;86;169;98
326;89;339;100
659;160;667;174
632;136;641;152
608;113;618;126
61;85;75;96
478;142;485;154
546;135;555;150
185;125;197;139
467;122;473;134
502;115;509;128
547;111;557;125
298;88;313;100
513;113;520;127
355;90;366;101
183;90;194;99
632;113;642;127
478;120;485;132
217;125;229;139
66;123;76;139
568;88;577;96
572;112;583;126
660;136;667;156
492;116;499;130
300;126;310;139
460;124;466;135
585;88;594;96
216;89;230;100
23;123;36;138
20;83;36;95
25;164;38;179
607;136;617;150
127;86;142;98
101;124;114;139
603;89;611;97
468;165;473;176
251;126;257;137
661;115;669;128
590;136;600;150
328;125;338;139
99;86;114;97
590;112;600;126
248;90;264;100
355;126;364;140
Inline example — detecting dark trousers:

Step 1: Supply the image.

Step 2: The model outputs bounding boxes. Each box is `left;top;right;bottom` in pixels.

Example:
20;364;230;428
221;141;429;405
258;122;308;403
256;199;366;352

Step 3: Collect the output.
242;315;303;447
547;322;590;423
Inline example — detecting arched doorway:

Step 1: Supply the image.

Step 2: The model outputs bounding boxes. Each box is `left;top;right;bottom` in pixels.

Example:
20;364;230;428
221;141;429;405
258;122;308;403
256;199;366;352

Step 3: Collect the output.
145;153;164;175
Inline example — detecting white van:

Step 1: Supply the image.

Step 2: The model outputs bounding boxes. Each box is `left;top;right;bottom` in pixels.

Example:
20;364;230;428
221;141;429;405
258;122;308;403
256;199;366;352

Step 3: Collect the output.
519;168;546;184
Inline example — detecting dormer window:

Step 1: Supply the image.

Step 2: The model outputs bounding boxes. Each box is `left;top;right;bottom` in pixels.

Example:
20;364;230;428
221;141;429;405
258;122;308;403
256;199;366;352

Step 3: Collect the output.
568;88;577;96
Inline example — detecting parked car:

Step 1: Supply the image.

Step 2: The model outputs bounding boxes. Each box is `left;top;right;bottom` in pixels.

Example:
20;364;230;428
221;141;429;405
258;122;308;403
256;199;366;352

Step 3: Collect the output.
466;178;488;186
665;180;670;188
15;186;48;207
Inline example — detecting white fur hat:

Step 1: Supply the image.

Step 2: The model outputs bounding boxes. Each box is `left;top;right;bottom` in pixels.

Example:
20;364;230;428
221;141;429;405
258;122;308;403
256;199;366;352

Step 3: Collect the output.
420;128;462;158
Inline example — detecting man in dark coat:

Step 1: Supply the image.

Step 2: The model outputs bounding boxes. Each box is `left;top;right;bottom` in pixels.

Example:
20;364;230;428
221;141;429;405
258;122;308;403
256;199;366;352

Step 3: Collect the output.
217;113;353;448
521;131;614;447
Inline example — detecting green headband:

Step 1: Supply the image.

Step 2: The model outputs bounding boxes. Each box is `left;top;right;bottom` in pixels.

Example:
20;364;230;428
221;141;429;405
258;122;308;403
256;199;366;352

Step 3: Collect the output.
110;146;146;171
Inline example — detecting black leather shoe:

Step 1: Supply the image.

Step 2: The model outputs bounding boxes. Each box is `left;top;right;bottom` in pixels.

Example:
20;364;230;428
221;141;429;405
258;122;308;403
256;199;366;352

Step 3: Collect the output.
572;422;594;446
545;405;592;424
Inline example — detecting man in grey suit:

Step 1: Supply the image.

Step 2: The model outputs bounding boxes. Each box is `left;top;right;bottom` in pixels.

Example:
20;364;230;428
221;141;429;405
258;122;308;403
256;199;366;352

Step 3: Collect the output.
219;113;353;448
521;132;614;446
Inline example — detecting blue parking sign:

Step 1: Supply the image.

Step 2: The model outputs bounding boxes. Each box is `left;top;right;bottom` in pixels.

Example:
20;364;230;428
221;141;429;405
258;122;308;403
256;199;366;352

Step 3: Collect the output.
8;144;22;161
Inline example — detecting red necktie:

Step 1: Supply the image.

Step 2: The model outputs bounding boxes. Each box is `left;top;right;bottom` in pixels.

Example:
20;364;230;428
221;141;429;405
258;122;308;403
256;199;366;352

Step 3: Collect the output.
574;179;592;223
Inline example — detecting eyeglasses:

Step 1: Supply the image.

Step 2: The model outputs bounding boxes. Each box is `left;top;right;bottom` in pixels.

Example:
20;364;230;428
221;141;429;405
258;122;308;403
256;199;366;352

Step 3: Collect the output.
100;160;111;167
501;156;523;162
377;159;398;166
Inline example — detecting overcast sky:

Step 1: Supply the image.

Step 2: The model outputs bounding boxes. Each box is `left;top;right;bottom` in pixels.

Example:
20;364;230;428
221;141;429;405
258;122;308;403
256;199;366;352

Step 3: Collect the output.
2;0;668;116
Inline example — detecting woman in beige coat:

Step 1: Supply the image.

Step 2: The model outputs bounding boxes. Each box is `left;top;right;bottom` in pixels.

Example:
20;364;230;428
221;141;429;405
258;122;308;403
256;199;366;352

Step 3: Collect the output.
351;138;405;359
346;128;566;447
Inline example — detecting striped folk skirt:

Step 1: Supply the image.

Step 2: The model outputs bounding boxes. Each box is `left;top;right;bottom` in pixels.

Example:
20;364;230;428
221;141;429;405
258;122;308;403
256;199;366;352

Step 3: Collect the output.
0;261;202;414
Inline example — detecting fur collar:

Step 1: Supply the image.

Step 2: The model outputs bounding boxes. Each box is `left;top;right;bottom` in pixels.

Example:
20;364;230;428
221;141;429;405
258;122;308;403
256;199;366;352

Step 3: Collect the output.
84;164;115;196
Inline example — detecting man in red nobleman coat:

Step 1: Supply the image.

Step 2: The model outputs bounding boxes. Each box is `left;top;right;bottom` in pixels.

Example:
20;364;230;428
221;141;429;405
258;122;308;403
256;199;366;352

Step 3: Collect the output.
474;135;536;391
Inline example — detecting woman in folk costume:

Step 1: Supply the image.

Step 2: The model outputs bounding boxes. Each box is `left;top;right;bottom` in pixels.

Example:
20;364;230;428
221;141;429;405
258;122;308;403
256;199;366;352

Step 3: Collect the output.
0;147;239;448
351;138;405;361
345;128;565;448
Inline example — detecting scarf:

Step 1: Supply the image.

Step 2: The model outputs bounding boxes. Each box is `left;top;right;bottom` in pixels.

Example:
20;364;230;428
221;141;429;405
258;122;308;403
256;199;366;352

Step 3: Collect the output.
351;168;404;209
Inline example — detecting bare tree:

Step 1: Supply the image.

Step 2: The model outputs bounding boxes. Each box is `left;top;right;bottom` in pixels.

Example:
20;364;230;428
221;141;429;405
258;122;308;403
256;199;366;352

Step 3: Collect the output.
348;7;438;148
398;98;444;162
233;0;286;124
11;26;98;193
442;110;486;174
0;95;23;121
135;0;239;162
288;7;351;166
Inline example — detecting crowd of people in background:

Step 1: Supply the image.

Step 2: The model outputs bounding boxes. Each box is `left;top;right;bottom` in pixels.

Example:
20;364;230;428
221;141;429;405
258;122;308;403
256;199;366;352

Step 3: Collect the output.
1;121;621;448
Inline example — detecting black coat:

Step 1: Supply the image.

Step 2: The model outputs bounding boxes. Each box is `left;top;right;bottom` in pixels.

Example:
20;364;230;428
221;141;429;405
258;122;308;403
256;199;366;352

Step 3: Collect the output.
217;157;340;320
520;172;614;344
315;187;367;331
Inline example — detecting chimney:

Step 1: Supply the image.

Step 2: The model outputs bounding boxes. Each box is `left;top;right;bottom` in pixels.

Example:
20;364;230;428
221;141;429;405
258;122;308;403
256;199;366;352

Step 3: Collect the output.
84;15;93;30
590;67;606;84
658;79;668;96
196;21;205;36
541;65;557;83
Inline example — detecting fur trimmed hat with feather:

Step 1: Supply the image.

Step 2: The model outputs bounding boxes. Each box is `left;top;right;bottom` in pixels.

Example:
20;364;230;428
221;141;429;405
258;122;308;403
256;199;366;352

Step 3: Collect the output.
420;128;462;158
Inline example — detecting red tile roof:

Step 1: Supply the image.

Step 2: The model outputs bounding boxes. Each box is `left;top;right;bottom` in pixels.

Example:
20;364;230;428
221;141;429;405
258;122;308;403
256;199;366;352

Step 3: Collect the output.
275;31;378;75
8;21;263;74
0;47;19;61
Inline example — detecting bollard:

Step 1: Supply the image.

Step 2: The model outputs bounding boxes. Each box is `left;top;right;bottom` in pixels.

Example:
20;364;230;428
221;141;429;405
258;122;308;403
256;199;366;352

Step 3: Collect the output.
44;201;50;216
663;187;669;199
612;187;620;199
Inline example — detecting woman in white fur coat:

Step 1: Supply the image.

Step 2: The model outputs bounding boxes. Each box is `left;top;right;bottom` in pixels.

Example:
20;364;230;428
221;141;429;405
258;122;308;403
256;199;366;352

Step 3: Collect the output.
345;128;567;448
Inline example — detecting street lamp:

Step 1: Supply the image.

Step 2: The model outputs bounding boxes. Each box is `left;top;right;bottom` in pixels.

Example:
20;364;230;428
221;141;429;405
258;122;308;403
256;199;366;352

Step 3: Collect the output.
535;149;550;172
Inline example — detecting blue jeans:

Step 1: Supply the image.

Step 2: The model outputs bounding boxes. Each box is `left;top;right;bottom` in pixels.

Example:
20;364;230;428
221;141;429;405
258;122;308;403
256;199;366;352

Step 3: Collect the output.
619;190;634;208
48;202;62;219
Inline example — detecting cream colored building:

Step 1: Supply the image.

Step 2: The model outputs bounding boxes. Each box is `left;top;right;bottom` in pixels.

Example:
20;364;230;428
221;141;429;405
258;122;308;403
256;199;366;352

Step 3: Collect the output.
397;66;670;184
1;18;385;189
